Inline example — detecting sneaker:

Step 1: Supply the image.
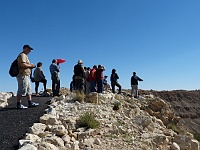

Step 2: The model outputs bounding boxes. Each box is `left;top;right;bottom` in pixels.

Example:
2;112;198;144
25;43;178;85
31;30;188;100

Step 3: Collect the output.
28;101;39;107
17;104;28;109
36;94;40;97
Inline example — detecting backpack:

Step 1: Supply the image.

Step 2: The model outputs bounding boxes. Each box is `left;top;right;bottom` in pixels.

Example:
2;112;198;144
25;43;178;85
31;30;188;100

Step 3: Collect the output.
9;58;19;77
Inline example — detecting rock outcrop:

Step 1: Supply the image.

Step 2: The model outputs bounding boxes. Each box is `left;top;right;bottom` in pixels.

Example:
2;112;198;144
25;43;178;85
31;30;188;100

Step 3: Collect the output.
18;91;199;150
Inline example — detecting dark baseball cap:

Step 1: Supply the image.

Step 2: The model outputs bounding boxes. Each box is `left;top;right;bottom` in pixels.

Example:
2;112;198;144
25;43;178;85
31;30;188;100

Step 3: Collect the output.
23;44;33;50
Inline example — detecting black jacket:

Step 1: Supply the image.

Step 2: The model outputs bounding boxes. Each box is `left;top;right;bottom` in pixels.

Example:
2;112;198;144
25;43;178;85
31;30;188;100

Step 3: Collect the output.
110;73;119;83
131;75;143;85
74;64;84;77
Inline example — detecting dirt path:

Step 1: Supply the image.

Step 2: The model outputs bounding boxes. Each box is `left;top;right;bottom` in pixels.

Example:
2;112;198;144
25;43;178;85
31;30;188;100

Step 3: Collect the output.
0;96;49;150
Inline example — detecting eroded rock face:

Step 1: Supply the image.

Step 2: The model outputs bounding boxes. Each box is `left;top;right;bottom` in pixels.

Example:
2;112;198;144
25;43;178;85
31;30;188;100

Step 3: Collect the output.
140;89;200;134
17;90;199;150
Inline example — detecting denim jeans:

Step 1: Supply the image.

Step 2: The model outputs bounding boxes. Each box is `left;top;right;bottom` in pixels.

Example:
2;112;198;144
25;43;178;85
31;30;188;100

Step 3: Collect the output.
90;80;96;92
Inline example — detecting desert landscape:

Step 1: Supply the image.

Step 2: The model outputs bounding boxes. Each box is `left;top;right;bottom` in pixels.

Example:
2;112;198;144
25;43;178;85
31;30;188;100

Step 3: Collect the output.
0;88;199;150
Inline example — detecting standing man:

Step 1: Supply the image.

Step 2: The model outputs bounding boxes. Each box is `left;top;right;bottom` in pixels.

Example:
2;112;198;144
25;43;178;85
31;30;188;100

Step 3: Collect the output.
33;62;47;96
96;64;106;93
74;60;85;93
16;45;39;109
89;65;97;92
49;59;60;96
131;72;143;98
110;69;121;94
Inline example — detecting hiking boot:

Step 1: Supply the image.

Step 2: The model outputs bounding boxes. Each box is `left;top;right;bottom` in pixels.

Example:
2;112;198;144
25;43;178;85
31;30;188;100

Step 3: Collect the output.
28;101;39;107
17;104;28;109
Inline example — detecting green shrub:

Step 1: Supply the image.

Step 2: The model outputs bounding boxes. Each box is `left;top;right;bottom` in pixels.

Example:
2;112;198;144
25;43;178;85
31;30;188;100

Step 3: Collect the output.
113;101;121;110
193;132;200;141
167;122;180;133
78;111;100;129
73;91;85;102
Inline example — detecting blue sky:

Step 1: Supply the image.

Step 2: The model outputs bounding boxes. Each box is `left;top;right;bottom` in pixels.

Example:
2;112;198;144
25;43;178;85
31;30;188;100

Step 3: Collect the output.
1;0;200;93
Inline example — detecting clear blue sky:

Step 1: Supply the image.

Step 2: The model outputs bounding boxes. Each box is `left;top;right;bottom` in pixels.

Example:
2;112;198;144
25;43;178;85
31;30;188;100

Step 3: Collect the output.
1;0;200;93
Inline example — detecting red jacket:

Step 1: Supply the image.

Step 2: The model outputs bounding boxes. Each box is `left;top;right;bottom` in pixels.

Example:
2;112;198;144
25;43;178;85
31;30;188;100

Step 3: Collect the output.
89;69;96;81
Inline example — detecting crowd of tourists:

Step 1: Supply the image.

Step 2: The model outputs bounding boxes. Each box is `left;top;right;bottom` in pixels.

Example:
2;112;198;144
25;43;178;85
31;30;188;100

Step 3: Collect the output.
14;44;143;109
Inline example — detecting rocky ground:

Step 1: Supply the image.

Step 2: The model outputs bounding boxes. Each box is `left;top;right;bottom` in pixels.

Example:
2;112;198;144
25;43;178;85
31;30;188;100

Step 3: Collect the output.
0;89;199;150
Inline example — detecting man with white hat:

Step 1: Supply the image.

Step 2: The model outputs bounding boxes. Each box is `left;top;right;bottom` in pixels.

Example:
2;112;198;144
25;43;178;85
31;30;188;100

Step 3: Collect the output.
73;60;85;93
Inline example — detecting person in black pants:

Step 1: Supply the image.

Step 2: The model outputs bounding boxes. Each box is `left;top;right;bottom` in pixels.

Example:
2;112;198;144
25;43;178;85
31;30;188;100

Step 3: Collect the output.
33;62;47;96
49;59;60;96
110;69;121;94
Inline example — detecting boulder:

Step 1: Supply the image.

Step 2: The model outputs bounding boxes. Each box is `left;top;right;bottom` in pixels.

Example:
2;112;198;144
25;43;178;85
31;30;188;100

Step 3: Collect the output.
42;135;65;148
170;142;180;150
29;123;47;135
50;125;68;136
190;139;199;150
85;92;99;104
38;142;59;150
18;144;37;150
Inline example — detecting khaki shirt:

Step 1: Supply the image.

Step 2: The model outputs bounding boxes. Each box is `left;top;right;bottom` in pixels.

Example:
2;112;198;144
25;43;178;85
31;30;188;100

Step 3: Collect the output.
17;53;31;76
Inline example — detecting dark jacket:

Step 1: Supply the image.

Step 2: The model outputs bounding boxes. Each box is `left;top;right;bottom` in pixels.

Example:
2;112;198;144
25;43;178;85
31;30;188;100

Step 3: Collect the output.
96;69;104;80
110;73;119;83
74;64;84;78
131;75;143;85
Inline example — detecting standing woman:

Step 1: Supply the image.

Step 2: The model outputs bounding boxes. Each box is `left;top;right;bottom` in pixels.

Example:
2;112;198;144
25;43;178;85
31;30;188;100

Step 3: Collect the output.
33;62;47;96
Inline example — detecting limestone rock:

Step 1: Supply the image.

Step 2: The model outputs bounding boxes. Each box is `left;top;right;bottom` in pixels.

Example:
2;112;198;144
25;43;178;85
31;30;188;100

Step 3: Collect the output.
29;123;47;135
19;144;37;150
190;139;199;150
42;135;65;147
170;142;180;150
50;125;68;136
38;142;59;150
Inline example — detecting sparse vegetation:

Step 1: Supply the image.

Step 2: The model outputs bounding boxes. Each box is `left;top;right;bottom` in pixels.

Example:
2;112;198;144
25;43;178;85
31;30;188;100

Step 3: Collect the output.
113;101;121;110
122;133;133;144
78;111;100;129
167;122;180;133
72;91;85;102
193;132;200;141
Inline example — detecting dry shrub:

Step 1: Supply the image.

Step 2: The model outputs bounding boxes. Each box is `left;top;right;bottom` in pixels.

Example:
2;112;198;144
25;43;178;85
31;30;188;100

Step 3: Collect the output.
78;111;100;129
73;91;85;102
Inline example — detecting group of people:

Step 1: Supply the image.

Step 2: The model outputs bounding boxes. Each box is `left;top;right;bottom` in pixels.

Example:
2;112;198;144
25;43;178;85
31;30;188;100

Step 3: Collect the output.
15;44;143;109
71;61;107;94
70;60;143;98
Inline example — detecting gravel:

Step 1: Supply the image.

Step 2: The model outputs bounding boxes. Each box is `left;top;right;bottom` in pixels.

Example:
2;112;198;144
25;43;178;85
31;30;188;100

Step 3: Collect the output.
0;96;49;150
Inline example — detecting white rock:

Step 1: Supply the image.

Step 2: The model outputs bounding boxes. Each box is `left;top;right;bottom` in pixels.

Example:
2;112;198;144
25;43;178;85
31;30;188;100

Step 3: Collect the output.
25;133;41;143
19;140;32;148
42;135;65;147
29;123;47;135
51;125;68;136
190;139;199;150
84;138;95;147
18;144;37;150
94;138;101;145
170;142;180;150
72;141;80;150
62;134;71;144
38;142;59;150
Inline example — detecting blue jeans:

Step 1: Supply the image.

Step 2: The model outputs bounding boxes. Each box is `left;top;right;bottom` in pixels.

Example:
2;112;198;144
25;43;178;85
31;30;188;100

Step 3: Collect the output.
90;80;96;92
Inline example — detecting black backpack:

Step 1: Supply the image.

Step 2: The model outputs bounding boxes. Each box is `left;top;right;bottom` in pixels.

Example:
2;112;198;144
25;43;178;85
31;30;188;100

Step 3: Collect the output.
9;58;19;77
